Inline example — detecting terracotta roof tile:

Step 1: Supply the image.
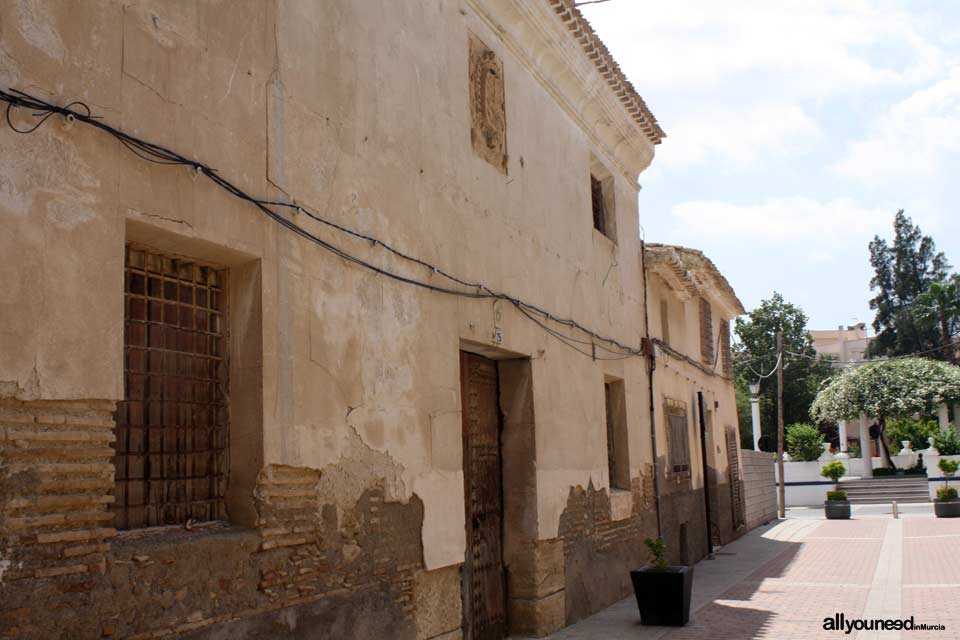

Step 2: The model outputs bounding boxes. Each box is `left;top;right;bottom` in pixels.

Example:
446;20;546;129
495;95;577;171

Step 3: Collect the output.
547;0;665;145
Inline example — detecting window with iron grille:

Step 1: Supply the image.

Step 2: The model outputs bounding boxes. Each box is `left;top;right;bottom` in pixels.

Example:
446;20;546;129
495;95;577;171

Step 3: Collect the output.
720;319;733;379
699;297;714;365
114;245;229;529
664;398;690;474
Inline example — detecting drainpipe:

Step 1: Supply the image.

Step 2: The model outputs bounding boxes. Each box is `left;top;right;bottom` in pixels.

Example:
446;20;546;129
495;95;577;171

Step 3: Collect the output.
640;240;663;537
698;391;714;557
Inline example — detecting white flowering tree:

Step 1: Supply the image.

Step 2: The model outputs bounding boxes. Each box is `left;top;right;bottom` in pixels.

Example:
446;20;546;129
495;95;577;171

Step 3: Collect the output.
811;358;960;467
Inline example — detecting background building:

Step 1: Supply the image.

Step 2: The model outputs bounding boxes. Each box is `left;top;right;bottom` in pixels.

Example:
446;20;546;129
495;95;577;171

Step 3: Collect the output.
811;323;873;368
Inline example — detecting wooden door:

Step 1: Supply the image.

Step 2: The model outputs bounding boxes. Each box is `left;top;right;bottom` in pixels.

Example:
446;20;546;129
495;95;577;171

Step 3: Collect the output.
726;427;745;528
460;352;506;640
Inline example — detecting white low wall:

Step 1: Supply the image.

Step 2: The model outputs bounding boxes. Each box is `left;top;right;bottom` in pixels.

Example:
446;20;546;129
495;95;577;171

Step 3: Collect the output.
776;458;867;507
776;452;960;506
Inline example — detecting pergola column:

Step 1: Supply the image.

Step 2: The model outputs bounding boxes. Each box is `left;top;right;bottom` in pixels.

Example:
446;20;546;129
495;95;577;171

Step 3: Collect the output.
859;414;872;477
939;404;950;432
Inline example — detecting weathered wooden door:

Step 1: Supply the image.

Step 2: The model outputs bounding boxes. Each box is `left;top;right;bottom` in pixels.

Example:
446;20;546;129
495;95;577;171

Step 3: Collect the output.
726;427;745;529
460;352;506;640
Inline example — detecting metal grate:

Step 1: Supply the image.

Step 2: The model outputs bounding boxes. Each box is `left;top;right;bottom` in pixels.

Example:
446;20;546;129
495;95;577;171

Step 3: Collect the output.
114;245;228;529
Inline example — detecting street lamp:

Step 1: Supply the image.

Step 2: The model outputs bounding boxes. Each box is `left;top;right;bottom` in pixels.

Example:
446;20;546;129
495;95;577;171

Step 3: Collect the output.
748;382;761;451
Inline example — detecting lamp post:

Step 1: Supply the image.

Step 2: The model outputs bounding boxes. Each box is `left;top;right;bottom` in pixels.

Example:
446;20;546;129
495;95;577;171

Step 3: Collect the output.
749;382;761;451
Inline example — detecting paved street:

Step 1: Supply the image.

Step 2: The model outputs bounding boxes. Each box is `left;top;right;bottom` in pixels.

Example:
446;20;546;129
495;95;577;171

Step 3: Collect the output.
543;505;960;640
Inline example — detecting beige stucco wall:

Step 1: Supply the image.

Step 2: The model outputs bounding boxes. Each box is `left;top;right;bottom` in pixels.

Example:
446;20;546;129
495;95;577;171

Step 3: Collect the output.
647;273;740;489
0;0;656;571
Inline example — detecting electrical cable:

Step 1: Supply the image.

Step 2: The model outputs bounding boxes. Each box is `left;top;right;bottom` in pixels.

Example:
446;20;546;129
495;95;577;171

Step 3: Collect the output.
0;88;649;360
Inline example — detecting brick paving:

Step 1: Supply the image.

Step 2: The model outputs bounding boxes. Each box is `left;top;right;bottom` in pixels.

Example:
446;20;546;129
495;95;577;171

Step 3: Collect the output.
542;507;960;640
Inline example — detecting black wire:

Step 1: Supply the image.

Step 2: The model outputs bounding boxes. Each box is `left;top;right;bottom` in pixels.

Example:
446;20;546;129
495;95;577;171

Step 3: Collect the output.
1;87;644;359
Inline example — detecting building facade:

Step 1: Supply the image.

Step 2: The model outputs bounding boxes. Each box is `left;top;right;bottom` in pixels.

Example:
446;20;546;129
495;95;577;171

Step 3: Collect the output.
0;1;744;639
811;323;873;368
644;245;747;556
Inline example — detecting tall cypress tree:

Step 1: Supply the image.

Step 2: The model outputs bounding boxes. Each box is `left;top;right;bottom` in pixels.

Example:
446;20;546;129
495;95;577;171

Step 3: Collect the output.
868;210;950;358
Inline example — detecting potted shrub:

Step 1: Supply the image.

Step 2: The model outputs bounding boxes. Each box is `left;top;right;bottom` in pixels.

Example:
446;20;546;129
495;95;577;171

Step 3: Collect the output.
935;458;960;518
821;460;850;519
630;537;693;626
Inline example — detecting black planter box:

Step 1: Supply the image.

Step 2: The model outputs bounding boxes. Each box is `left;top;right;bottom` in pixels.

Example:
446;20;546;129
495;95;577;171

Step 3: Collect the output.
824;500;851;519
630;564;693;626
935;498;960;518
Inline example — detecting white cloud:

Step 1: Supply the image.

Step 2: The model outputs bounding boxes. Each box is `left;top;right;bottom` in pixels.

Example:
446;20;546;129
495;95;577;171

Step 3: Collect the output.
581;1;946;98
670;197;890;248
833;69;960;183
658;102;821;169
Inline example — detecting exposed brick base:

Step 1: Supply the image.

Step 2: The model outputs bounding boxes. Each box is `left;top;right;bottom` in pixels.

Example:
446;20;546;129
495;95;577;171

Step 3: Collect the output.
0;400;430;640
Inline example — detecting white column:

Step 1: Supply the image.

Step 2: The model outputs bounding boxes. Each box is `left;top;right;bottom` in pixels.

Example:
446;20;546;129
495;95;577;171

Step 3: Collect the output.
750;396;762;451
939;404;950;432
954;404;960;430
835;420;849;459
859;414;872;477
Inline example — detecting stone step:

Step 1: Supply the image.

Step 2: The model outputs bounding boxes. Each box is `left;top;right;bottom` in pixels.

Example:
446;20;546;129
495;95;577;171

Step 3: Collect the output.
843;486;929;493
841;479;928;488
847;495;931;504
844;493;930;501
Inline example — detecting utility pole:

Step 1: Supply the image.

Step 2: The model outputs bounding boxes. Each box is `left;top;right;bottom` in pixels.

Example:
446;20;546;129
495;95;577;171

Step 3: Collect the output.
776;330;786;519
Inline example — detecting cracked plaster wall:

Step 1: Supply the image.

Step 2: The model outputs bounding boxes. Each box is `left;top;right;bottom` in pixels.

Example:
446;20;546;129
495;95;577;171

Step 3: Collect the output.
0;0;656;577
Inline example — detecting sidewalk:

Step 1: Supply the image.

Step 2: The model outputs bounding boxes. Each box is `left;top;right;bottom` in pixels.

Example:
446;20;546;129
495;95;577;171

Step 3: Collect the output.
540;505;960;640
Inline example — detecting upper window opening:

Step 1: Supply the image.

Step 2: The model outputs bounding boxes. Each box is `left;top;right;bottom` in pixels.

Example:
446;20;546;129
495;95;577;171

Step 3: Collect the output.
589;158;616;242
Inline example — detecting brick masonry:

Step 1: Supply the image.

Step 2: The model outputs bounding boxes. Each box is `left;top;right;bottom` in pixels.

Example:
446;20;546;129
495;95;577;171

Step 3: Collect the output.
0;400;439;640
740;450;777;531
558;475;658;627
0;400;117;585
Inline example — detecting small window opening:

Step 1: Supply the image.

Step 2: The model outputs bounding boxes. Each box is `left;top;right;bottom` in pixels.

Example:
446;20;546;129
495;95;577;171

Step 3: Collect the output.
591;174;606;235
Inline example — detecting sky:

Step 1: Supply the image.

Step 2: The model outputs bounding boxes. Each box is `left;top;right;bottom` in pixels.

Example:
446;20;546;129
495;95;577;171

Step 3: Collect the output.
581;0;960;331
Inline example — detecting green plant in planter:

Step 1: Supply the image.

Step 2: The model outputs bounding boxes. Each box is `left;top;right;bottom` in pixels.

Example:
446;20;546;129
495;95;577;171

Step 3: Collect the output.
935;459;960;517
937;486;958;501
644;537;668;570
821;461;851;519
939;457;959;486
820;460;847;487
632;537;693;625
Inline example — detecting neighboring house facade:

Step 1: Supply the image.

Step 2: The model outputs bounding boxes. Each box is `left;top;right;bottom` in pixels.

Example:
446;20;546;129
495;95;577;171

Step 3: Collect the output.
644;245;748;551
0;2;749;639
811;323;873;367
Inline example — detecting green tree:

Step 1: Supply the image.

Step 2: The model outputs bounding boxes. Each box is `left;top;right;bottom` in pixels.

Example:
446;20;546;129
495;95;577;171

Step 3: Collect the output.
885;417;938;455
785;423;825;461
868;210;950;358
734;293;833;446
914;279;960;363
811;357;960;467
